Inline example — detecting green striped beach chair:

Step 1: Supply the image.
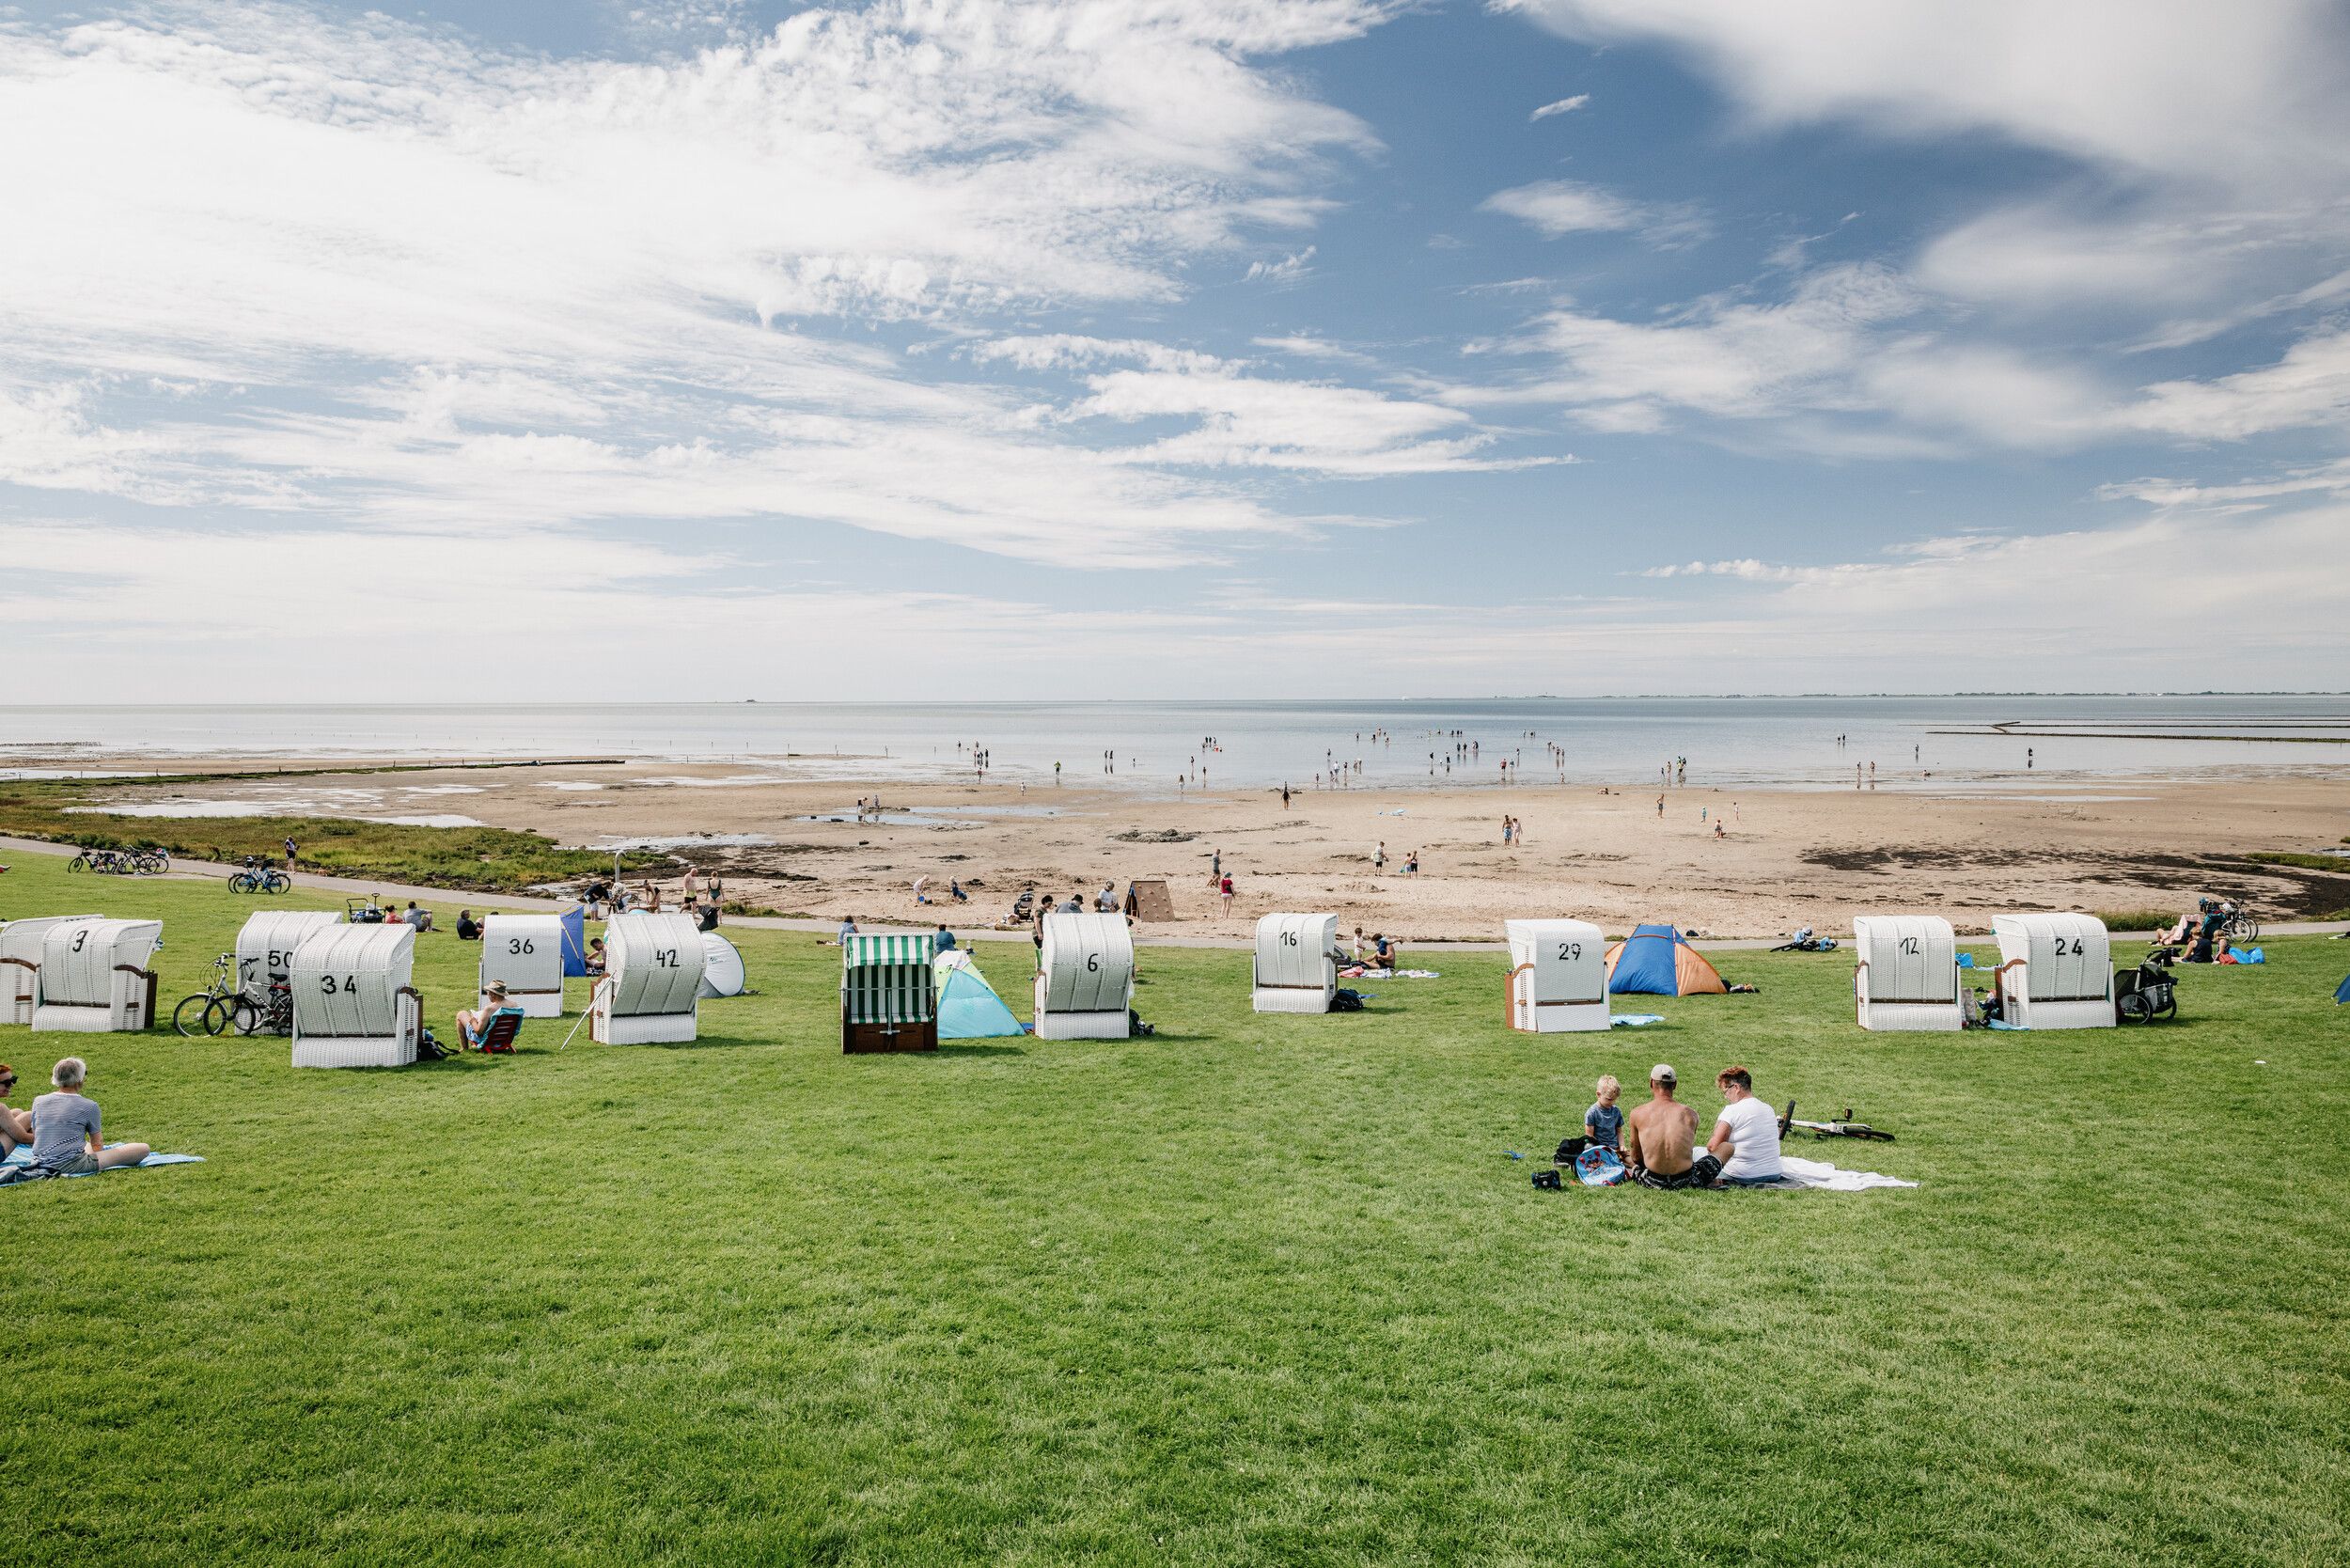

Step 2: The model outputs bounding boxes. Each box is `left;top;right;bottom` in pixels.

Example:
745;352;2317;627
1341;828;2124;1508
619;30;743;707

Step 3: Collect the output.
840;933;939;1053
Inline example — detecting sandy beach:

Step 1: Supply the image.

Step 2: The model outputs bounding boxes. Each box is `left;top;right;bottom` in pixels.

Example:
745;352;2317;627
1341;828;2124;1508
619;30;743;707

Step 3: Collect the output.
34;757;2350;938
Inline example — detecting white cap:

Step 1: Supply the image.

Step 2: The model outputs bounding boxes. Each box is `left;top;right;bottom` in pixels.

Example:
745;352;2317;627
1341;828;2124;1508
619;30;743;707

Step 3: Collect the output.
1651;1063;1676;1084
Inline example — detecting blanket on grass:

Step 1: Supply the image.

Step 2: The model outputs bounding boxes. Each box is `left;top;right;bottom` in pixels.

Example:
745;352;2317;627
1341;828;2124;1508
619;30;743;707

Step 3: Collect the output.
1686;1144;1914;1192
1768;1154;1916;1192
1610;1012;1665;1027
1;1145;204;1186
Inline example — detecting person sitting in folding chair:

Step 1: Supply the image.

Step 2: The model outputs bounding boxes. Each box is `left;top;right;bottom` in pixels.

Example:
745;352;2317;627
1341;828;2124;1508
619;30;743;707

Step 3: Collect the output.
453;981;525;1054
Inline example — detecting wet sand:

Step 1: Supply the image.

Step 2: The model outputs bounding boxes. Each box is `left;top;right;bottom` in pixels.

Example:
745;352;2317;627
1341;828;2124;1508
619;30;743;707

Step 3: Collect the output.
31;756;2350;938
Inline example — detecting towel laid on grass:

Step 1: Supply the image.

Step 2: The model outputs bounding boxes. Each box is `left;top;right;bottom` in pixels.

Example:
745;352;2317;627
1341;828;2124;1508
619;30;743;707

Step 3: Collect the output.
1;1145;203;1186
1611;1012;1665;1027
1771;1154;1915;1192
1684;1145;1914;1192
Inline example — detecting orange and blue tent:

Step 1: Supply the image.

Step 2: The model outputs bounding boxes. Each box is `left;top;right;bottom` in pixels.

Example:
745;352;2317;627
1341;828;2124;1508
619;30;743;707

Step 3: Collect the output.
1604;924;1729;996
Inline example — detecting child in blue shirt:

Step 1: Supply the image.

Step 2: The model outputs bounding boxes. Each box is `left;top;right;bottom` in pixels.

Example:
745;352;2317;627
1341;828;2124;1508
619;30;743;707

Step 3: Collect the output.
1584;1074;1623;1152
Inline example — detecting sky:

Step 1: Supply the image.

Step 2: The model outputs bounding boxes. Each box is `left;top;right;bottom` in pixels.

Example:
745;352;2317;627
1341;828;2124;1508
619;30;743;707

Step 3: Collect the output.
3;0;2348;700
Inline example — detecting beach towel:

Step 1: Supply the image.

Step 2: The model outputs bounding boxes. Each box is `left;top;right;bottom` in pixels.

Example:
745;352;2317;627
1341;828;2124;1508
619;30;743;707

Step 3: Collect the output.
1685;1145;1914;1192
1610;1012;1665;1027
2;1145;203;1186
2336;973;2350;1005
1956;952;1976;968
1987;1018;2028;1030
1769;1154;1916;1192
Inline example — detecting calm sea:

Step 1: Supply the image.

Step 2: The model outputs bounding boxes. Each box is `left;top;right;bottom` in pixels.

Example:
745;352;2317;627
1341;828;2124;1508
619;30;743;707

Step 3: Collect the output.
4;697;2348;794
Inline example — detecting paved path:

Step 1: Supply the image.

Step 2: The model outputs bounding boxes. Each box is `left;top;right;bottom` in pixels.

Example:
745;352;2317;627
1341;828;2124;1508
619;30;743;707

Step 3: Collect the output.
8;834;2343;950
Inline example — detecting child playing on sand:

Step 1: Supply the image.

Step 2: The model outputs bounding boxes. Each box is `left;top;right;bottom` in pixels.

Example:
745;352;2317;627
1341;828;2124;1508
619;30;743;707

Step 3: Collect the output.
1585;1075;1623;1152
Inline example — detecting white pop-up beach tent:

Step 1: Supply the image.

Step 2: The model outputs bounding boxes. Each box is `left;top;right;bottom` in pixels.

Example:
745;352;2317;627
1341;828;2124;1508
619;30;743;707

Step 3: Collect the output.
0;913;103;1026
236;910;340;1002
1992;913;2115;1029
290;922;421;1067
480;914;567;1018
31;917;163;1033
697;933;747;999
1504;918;1609;1033
591;912;705;1044
1851;916;1962;1031
1252;912;1339;1014
1035;912;1135;1039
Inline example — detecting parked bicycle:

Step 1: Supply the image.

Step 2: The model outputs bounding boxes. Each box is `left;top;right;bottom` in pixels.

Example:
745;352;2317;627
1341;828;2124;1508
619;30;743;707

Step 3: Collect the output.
174;953;258;1037
229;855;292;895
66;846;167;875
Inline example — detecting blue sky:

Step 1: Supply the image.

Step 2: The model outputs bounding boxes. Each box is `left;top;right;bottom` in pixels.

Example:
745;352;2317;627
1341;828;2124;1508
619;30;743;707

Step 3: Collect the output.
3;0;2346;698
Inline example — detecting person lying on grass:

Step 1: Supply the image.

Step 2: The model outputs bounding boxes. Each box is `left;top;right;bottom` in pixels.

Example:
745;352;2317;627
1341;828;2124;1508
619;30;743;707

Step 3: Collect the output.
1622;1064;1720;1190
28;1057;149;1175
0;1063;31;1157
453;982;515;1050
1705;1066;1784;1186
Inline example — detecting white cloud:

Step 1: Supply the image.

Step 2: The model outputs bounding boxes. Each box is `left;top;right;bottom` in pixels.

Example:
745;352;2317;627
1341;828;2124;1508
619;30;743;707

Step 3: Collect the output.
2117;325;2350;441
1529;94;1589;121
1481;180;1708;246
1245;246;1319;284
0;0;1433;572
969;337;1546;476
1498;0;2350;190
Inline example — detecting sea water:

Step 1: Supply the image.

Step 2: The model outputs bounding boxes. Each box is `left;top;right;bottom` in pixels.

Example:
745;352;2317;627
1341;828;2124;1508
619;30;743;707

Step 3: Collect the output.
4;696;2347;793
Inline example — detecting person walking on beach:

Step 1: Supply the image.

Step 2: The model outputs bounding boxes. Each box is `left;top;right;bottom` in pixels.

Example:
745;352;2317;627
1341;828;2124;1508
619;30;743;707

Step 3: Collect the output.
1219;874;1235;917
1373;841;1386;873
1210;848;1221;886
1281;783;1292;810
1656;795;1665;819
283;835;298;872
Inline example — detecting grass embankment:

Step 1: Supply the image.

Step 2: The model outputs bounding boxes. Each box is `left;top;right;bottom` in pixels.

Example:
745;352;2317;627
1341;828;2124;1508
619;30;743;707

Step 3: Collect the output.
4;855;2347;1565
0;778;661;892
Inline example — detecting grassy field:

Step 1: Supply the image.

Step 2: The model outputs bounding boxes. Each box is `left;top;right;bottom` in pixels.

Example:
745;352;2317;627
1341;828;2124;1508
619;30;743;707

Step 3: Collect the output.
4;855;2346;1566
0;776;664;892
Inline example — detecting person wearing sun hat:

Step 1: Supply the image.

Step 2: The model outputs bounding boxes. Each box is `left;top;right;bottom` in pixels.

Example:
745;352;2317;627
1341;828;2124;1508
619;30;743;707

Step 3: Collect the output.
1623;1063;1723;1190
453;981;514;1051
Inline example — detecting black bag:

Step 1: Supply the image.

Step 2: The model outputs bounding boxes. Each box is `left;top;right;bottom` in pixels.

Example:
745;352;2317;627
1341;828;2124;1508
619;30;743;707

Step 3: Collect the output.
1555;1136;1588;1166
1331;989;1365;1011
415;1027;448;1062
1531;1168;1563;1190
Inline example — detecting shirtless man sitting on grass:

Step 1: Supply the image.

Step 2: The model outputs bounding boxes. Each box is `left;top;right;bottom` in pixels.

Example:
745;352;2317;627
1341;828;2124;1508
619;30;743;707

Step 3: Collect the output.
1623;1063;1722;1189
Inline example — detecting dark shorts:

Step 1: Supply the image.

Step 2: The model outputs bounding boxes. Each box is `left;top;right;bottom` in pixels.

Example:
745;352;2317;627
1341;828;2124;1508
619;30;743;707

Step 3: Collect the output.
1633;1152;1723;1189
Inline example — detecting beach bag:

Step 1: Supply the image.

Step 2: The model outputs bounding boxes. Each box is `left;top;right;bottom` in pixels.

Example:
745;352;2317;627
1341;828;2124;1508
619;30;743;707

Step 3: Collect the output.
1530;1168;1562;1191
1331;989;1365;1011
1575;1146;1627;1186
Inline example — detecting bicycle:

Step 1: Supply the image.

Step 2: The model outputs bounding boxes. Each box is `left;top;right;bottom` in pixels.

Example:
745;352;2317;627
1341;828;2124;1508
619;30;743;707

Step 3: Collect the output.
2219;902;2261;944
174;953;259;1037
68;847;128;874
133;847;170;875
229;855;292;895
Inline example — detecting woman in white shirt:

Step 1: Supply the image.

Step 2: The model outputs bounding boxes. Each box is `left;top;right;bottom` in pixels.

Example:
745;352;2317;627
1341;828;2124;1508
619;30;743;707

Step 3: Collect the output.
1706;1065;1784;1185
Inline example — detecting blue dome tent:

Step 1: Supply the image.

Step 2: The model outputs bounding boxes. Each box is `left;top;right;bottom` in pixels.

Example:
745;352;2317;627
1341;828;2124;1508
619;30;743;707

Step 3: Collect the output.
1604;924;1729;996
937;955;1026;1039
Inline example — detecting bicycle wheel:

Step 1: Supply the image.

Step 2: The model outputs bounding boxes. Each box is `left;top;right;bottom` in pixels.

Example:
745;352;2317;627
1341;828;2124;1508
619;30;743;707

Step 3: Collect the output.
229;872;257;894
173;994;218;1037
138;852;168;874
265;871;291;894
2235;914;2262;943
69;855;88;872
228;997;262;1036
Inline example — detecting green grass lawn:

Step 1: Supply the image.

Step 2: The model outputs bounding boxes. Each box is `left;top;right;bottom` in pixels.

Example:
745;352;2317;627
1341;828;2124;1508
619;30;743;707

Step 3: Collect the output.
4;855;2346;1566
